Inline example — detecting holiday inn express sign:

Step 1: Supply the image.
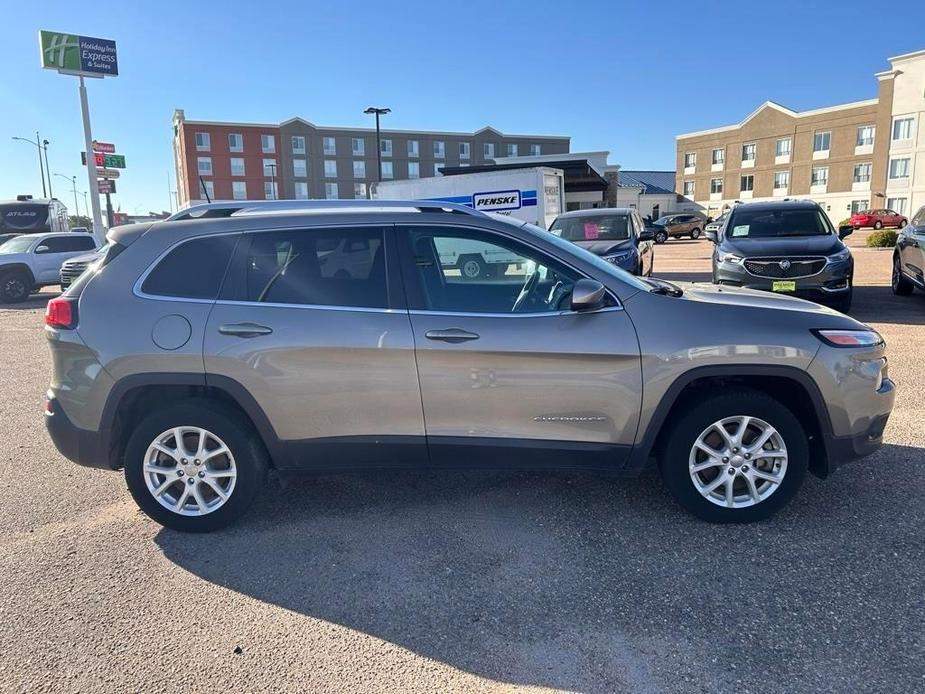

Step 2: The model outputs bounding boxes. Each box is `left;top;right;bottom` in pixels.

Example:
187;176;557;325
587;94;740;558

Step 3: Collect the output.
39;30;118;77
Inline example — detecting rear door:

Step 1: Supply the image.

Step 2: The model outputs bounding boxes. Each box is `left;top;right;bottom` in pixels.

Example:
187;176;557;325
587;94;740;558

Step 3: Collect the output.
397;223;641;467
203;224;426;470
32;235;97;283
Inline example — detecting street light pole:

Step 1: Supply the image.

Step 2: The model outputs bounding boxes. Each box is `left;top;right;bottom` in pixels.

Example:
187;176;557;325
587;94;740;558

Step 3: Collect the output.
42;140;52;198
12;134;48;197
364;107;391;183
53;173;79;216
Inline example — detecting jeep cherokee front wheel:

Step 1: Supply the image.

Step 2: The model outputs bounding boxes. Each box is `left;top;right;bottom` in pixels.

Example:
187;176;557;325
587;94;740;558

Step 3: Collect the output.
124;401;267;532
659;389;808;522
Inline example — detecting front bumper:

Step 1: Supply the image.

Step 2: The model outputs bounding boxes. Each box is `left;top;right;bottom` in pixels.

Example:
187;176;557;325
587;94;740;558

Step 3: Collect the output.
44;393;113;470
714;258;852;304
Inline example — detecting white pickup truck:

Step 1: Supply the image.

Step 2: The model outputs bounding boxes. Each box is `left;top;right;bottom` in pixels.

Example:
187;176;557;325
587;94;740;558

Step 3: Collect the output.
0;232;99;303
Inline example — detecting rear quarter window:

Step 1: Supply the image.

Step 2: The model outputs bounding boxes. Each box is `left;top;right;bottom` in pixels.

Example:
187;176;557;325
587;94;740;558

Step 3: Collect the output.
141;234;238;300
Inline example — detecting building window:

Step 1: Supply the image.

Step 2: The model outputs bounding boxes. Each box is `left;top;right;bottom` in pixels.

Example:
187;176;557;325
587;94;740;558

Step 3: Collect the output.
712;148;724;165
856;126;875;147
195;132;210;151
684;152;696;168
484;142;495;159
459;142;470;160
232;181;247;200
776;138;791;156
230;158;245;177
197;156;212;175
228;133;243;152
530;144;541;156
774;171;789;189
354;183;367;199
324;160;337;178
740;175;754;192
889;158;911;179
294;182;309;200
741;143;756;161
293;158;307;178
850;199;868;215
407;140;419;158
380;139;392;157
853;162;871;183
408;161;420;179
199;179;214;200
813;131;831;152
710;178;723;194
323;137;336;155
682;181;694;196
324;182;338;199
886;197;908;215
264;181;278;200
433;141;445;159
381;161;393;179
261;134;275;153
811;166;829;186
291;136;306;154
353;160;365;179
892;117;913;141
263;159;278;177
352;137;365;156
506;143;518;157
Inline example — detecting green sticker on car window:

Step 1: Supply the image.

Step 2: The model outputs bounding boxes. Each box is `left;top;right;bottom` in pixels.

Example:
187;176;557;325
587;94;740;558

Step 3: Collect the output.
731;225;750;237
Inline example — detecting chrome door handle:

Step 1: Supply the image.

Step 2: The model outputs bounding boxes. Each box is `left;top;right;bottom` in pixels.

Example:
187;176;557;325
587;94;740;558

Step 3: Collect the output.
219;322;273;338
424;328;480;343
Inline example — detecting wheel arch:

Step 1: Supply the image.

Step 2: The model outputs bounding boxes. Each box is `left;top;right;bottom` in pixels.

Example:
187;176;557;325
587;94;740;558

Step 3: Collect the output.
0;263;36;284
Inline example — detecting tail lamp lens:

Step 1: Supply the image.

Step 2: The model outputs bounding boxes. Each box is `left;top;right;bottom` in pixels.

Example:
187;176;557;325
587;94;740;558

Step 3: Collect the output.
45;298;76;329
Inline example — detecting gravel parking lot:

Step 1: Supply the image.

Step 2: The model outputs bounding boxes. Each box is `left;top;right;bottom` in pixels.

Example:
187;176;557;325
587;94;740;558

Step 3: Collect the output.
1;232;923;693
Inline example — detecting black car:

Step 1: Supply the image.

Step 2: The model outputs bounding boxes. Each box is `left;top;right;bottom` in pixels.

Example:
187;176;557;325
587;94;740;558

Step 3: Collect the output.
707;200;854;312
549;208;655;276
892;203;925;296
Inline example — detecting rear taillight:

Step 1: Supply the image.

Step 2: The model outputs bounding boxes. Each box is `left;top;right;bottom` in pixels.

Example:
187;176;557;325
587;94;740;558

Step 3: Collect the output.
45;297;77;329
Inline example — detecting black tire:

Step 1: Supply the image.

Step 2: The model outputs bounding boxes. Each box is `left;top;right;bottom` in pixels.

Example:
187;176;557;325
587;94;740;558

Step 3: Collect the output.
654;230;668;244
0;269;31;304
124;400;268;532
690;228;701;240
897;219;906;229
874;220;883;230
458;255;488;281
892;255;914;296
659;388;809;523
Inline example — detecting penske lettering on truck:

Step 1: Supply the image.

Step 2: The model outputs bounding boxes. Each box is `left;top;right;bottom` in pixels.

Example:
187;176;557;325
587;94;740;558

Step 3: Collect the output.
472;190;522;212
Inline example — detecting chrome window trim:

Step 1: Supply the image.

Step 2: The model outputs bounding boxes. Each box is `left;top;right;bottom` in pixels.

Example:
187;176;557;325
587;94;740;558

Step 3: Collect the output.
214;299;397;314
409;305;624;318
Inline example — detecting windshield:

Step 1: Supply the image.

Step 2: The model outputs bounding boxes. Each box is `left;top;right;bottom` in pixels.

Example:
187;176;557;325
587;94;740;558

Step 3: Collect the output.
654;215;673;225
550;214;631;242
726;208;833;239
0;236;35;254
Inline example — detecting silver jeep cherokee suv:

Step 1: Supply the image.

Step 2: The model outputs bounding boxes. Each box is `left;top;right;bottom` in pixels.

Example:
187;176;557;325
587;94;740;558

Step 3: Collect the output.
44;200;895;532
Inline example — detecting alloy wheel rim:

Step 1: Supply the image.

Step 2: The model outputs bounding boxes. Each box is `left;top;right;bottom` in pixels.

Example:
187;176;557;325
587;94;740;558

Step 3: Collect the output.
143;426;237;516
3;278;25;299
689;415;788;508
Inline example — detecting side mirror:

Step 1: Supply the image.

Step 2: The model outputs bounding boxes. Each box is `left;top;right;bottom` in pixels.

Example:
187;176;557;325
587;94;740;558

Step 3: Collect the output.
35;245;50;254
705;230;718;243
571;279;606;311
638;228;655;242
838;225;854;239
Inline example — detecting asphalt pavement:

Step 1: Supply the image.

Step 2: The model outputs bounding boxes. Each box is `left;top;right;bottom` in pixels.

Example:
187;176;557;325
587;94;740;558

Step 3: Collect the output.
0;232;922;693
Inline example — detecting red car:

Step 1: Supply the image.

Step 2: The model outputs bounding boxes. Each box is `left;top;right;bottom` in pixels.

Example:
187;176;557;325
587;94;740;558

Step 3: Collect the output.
850;208;907;230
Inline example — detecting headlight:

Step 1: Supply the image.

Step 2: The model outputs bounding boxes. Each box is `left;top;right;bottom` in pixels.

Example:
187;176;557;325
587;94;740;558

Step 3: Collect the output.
717;252;743;263
828;247;851;263
603;251;632;264
813;329;883;347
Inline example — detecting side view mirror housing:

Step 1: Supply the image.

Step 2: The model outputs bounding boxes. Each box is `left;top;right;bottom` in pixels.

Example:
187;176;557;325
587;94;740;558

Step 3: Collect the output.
705;230;718;243
638;228;655;242
35;245;50;254
838;225;854;239
571;279;606;311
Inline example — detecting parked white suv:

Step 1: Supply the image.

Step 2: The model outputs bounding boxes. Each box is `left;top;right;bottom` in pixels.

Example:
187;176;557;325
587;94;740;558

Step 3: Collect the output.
0;232;99;302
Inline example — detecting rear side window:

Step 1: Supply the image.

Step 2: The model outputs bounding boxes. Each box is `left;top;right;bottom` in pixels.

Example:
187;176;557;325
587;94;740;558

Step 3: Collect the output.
233;227;387;309
141;234;238;299
38;235;96;253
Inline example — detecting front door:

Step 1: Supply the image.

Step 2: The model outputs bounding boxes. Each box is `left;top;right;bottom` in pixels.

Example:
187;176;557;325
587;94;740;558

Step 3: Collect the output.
203;225;426;469
397;224;642;469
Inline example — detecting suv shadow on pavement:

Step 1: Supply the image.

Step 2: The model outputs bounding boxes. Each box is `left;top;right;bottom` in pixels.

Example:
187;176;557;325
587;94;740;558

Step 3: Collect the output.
154;443;924;693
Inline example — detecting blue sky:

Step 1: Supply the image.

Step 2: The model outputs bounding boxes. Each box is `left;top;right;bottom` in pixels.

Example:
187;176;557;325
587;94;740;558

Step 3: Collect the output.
2;0;924;215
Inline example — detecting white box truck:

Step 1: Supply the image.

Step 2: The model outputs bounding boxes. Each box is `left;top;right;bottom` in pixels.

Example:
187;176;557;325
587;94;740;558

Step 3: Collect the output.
373;167;565;280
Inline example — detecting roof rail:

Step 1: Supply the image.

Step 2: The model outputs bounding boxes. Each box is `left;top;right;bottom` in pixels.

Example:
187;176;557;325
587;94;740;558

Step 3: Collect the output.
166;199;483;221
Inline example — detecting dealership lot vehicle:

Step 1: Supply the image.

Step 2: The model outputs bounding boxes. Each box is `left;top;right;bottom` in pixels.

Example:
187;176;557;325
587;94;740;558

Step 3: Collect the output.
851;208;907;230
649;212;707;243
709;199;855;313
549;207;654;275
0;231;98;302
892;204;925;295
44;200;893;532
59;249;104;289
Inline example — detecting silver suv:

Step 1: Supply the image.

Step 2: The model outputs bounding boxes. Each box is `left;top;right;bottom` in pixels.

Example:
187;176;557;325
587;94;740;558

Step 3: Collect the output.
44;200;895;532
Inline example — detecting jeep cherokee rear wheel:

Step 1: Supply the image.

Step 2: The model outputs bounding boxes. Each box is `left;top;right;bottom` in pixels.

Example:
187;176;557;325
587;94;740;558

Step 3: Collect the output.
659;389;808;522
124;401;267;532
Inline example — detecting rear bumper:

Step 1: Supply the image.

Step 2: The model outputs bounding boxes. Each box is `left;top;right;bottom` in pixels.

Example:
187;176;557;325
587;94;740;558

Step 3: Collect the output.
44;393;113;470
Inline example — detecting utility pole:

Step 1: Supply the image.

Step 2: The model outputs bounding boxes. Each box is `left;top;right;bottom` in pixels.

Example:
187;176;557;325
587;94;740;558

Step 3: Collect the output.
42;139;52;198
363;107;391;183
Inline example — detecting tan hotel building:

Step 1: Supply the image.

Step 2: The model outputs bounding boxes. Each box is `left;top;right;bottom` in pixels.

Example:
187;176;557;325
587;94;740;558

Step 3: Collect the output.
675;48;925;223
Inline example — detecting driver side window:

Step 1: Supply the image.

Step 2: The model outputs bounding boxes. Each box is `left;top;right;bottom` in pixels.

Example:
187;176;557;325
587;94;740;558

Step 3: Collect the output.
405;227;581;314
